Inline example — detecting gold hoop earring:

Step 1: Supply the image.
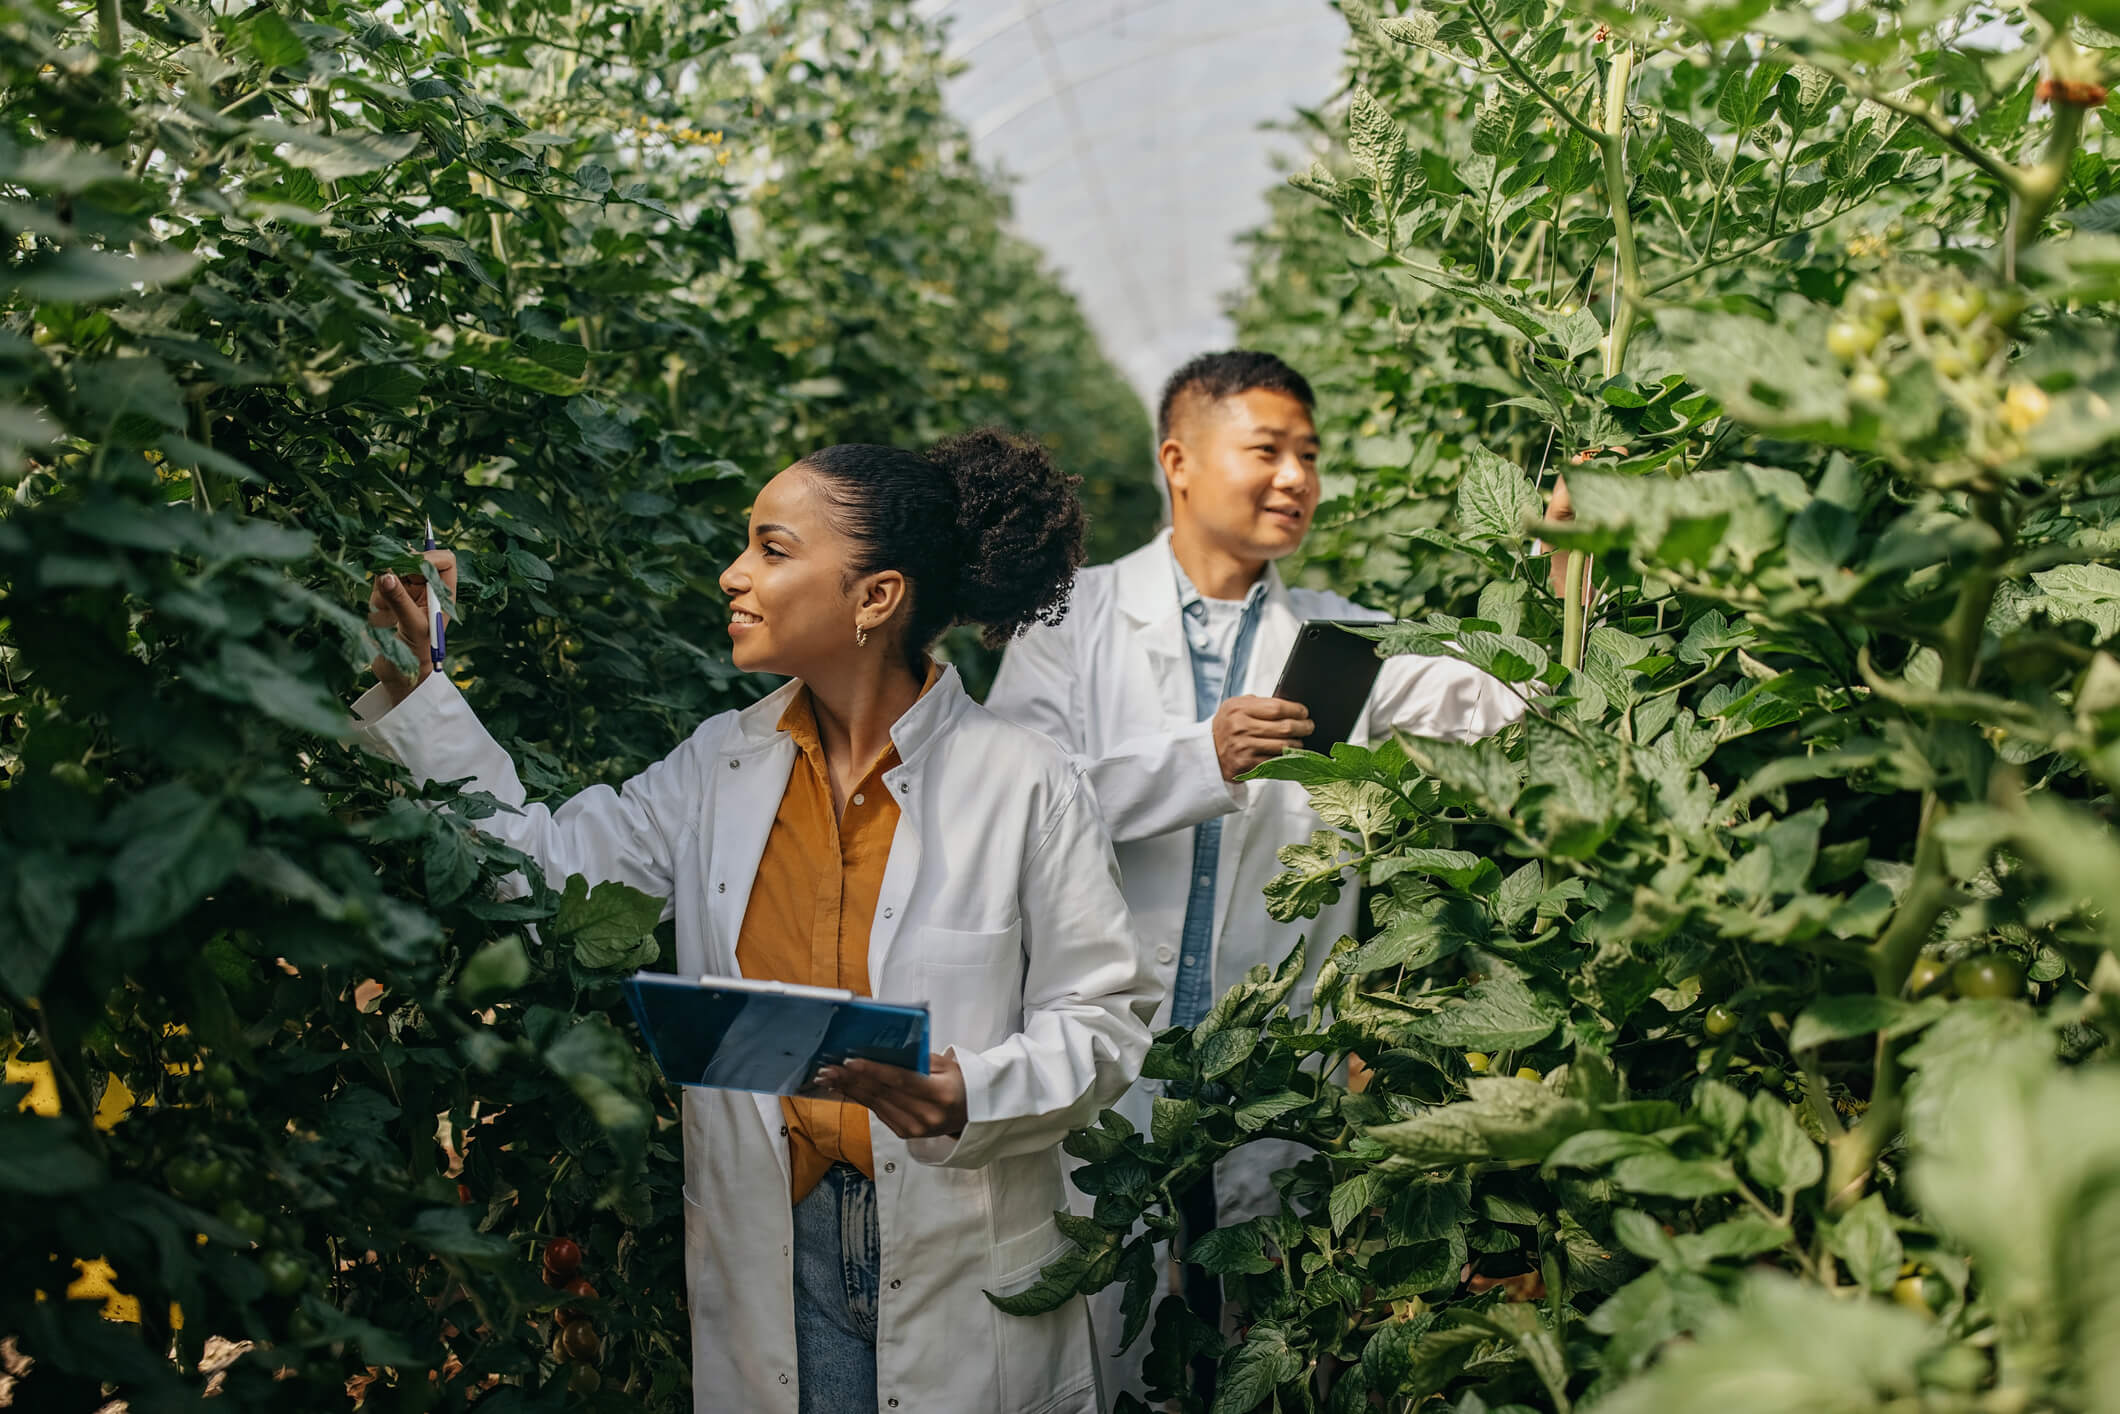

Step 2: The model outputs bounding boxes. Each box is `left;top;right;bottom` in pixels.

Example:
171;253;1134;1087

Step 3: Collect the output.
855;623;869;648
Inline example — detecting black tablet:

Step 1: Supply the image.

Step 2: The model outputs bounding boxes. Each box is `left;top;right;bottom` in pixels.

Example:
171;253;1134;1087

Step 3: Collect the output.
1270;620;1385;753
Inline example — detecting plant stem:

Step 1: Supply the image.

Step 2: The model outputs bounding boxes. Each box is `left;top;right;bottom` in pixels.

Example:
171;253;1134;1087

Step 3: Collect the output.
2008;33;2093;280
97;0;120;54
1599;46;1641;378
1560;551;1586;672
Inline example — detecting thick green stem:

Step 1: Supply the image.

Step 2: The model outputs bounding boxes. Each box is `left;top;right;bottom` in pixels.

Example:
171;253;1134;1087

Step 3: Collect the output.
1599;47;1641;378
97;0;120;54
2008;33;2093;280
1834;492;2013;1210
1560;551;1587;672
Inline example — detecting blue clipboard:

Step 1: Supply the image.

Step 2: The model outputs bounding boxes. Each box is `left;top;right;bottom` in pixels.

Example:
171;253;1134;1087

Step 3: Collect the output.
622;973;931;1097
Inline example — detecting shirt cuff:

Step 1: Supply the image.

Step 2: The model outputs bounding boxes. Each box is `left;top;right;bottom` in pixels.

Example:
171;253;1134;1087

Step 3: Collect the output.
906;1045;998;1170
348;673;462;771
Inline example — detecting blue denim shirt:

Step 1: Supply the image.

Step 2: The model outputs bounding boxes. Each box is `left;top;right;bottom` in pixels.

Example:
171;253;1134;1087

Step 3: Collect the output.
1169;561;1268;1028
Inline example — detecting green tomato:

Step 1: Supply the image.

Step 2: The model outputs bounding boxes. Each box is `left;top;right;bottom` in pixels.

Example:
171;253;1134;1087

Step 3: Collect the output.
1463;1051;1490;1074
1906;955;1950;998
1892;1272;1950;1315
1937;286;1986;329
262;1251;311;1298
1756;1065;1787;1091
1825;320;1880;361
219;1200;269;1244
1847;368;1890;404
204;1061;238;1093
1514;1066;1543;1082
567;1362;602;1395
167;1156;227;1203
1930;342;1971;379
1704;1003;1741;1039
1952;954;2026;1000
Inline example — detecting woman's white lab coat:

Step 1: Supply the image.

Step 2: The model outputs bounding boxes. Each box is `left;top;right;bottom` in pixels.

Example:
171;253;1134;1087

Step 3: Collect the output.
353;667;1159;1414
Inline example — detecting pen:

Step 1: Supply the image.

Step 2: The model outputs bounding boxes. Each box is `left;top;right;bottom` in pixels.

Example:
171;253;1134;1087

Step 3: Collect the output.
424;518;446;674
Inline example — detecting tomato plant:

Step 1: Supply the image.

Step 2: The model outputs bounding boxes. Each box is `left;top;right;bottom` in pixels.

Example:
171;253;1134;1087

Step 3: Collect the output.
1004;2;2120;1410
0;0;1150;1406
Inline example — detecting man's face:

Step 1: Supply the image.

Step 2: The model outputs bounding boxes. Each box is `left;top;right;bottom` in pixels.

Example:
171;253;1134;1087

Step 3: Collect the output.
1163;388;1321;563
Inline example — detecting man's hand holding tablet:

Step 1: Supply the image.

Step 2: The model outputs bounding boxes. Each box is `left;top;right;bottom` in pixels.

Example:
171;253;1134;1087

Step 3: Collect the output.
1212;696;1315;780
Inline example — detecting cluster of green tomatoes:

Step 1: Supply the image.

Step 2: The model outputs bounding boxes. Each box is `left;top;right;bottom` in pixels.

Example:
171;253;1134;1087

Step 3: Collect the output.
1825;268;2048;467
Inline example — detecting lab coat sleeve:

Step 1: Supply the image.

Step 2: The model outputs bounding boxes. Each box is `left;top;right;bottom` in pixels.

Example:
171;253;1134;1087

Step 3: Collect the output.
349;673;697;918
908;773;1160;1169
1358;653;1529;745
987;619;1242;844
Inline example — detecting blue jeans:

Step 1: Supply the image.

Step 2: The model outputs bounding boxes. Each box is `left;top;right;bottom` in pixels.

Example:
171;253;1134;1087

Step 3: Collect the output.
793;1163;879;1413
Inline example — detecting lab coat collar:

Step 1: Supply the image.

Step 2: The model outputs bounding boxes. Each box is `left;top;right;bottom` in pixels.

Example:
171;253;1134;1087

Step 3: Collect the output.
731;664;971;771
1115;528;1291;629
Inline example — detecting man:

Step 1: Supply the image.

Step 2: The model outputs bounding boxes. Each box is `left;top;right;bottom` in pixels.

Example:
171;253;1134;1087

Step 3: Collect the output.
986;350;1525;1394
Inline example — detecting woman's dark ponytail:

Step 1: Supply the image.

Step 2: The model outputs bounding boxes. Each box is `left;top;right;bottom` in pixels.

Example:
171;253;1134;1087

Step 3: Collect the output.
800;429;1085;671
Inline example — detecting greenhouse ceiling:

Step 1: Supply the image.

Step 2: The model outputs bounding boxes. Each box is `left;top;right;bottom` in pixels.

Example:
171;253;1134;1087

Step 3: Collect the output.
913;0;1348;408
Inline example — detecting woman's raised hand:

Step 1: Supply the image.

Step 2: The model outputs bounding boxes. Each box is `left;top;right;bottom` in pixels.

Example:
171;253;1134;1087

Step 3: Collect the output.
368;549;457;707
818;1052;969;1141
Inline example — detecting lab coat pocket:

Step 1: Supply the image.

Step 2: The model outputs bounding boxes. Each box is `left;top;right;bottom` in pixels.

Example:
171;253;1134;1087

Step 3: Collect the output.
990;1221;1096;1410
916;924;1022;1051
989;1220;1072;1299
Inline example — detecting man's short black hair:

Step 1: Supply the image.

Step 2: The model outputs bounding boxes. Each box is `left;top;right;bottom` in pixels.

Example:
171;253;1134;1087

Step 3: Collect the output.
1156;350;1316;444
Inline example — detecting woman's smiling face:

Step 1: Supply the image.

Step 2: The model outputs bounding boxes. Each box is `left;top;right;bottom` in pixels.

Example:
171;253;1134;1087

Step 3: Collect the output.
718;465;866;679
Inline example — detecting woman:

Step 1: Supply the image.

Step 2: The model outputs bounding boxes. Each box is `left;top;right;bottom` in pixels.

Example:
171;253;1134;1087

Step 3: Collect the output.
353;430;1158;1414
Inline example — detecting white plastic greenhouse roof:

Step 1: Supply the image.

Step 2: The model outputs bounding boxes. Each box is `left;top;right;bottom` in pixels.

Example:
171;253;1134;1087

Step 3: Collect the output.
914;0;1347;408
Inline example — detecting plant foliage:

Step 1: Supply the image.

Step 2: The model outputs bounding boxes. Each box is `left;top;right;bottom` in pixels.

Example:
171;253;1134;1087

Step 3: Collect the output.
0;0;1150;1406
1006;2;2120;1409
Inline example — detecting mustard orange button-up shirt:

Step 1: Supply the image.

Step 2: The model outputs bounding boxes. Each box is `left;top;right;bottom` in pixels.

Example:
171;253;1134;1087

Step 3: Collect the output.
736;668;935;1203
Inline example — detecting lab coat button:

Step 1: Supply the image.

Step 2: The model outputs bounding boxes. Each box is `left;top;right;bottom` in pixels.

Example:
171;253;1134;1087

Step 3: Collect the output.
730;759;740;769
882;907;893;919
1155;945;1175;964
853;793;865;806
889;1279;901;1290
888;1400;899;1408
778;1372;789;1385
717;882;726;893
883;1161;896;1173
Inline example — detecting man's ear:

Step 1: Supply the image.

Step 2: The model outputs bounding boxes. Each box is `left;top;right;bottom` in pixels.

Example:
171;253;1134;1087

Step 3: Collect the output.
1158;437;1188;504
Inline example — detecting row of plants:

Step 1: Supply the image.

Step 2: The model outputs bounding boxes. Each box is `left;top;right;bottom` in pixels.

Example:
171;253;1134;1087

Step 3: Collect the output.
0;0;1152;1406
1007;0;2120;1409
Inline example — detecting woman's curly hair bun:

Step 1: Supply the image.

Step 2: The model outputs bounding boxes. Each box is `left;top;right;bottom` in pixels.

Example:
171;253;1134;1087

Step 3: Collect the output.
926;428;1085;648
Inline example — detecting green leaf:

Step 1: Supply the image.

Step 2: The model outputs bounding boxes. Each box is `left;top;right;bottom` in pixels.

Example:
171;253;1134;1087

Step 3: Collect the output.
1455;443;1541;539
2032;563;2120;640
444;329;590;396
1187;1222;1277;1276
253;120;421;180
105;785;247;941
551;875;666;954
1263;829;1353;922
1235;1090;1310;1132
1743;1093;1823;1194
1611;1151;1742;1198
1403;969;1560;1051
241;10;309;66
1789;993;1946;1051
327;363;427;411
1197;1027;1257;1080
985;1242;1094;1315
544;1015;650;1161
1150;1097;1198;1149
424;824;479;906
1368;1077;1592;1166
0;1115;105;1195
459;935;531;1008
1826;1193;1903;1292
